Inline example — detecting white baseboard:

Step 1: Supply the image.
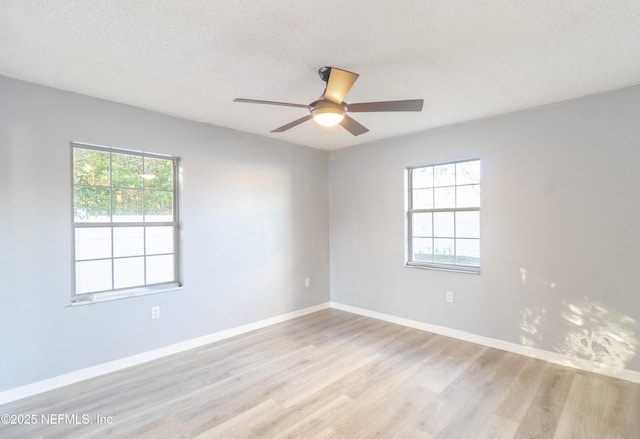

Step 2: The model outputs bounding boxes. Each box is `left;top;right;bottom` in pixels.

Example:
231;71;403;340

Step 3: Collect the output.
330;301;640;384
0;302;330;405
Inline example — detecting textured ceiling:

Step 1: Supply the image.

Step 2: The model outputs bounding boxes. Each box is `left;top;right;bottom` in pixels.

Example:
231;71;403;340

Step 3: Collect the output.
1;1;640;150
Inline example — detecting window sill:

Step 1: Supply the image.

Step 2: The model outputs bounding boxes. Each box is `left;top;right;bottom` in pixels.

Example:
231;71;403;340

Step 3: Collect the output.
67;284;183;307
405;262;480;275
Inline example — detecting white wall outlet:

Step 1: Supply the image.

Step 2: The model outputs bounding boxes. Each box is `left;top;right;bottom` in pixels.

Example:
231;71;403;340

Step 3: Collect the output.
151;306;160;319
305;278;311;288
446;291;453;303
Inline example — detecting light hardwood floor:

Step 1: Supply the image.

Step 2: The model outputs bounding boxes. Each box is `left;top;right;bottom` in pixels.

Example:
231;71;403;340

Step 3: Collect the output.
1;309;639;438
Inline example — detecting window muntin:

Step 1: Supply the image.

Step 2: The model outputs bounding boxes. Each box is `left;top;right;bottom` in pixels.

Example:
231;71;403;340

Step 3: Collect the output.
72;143;181;299
407;159;480;272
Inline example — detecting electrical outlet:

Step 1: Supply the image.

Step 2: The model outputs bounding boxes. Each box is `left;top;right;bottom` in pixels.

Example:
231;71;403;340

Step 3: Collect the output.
305;278;311;288
151;306;160;319
446;291;453;303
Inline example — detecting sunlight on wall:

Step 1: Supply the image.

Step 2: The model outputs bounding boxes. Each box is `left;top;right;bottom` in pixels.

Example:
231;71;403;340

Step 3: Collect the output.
520;267;527;284
556;297;638;372
520;267;556;289
520;306;547;347
518;268;638;372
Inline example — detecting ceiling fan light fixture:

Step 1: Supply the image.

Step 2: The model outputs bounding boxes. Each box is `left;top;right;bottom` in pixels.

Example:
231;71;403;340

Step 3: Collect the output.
313;109;345;127
310;99;346;127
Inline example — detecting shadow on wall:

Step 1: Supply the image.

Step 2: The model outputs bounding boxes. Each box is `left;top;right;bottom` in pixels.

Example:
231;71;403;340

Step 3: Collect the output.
519;267;638;373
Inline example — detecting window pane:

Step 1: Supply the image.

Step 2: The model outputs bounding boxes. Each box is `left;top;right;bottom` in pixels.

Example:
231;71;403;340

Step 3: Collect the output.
412;213;432;237
75;227;111;260
412;238;433;263
76;260;112;294
112;153;143;189
73;148;110;186
434;211;454;237
112;189;143;222
412;188;433;209
456;239;480;266
434;238;455;264
412;166;433;189
74;187;111;222
457;184;480;208
144;157;174;191
114;257;144;289
147;255;175;284
146;226;174;254
433;163;455;187
113;227;144;257
456;211;480;238
145;190;173;221
456;160;480;185
434;186;455;208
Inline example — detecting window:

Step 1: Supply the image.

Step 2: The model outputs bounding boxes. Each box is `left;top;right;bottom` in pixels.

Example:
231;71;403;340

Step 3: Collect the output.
72;143;181;302
406;159;480;273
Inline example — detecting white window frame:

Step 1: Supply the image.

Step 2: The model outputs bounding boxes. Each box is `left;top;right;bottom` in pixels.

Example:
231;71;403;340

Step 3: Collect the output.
406;158;481;274
71;142;182;304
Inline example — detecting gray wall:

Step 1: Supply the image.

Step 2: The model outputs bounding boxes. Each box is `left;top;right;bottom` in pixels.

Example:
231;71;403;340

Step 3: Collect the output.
0;77;330;390
330;85;640;373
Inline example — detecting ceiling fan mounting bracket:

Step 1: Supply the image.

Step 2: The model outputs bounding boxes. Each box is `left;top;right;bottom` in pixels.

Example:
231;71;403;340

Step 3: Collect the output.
318;66;331;82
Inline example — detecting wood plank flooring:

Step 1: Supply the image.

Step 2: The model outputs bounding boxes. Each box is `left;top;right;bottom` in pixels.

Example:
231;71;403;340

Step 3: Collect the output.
1;308;639;438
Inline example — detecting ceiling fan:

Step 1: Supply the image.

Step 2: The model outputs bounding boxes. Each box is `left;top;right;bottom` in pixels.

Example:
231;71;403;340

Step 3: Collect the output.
234;67;424;136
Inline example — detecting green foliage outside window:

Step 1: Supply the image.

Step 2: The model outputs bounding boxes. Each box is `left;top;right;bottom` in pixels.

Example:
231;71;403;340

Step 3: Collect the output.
73;147;174;222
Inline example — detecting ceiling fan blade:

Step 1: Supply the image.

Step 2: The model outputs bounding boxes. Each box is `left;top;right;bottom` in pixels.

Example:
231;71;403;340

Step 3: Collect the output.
324;68;359;104
234;98;308;109
271;114;313;133
348;99;424;112
340;115;369;136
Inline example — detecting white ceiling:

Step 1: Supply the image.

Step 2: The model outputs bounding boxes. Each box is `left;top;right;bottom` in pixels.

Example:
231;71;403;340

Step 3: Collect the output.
2;1;640;150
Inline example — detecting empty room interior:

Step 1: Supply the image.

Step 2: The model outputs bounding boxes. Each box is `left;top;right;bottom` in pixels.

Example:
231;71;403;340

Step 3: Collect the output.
2;2;640;438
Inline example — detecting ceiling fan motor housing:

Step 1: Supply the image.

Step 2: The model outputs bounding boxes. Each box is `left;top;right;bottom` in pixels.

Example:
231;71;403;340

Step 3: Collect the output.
309;99;347;117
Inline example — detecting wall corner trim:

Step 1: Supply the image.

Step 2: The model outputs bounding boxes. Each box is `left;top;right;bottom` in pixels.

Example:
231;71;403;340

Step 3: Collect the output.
329;301;640;385
0;302;330;405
